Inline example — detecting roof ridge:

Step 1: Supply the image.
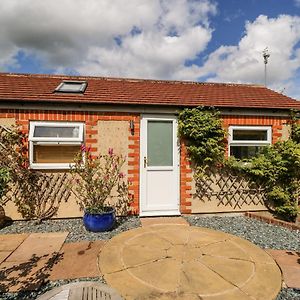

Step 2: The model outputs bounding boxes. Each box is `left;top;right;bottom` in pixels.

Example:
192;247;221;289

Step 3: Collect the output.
0;72;265;88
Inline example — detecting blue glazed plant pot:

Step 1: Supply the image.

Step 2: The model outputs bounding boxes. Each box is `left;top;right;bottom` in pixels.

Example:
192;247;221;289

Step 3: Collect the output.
83;207;116;232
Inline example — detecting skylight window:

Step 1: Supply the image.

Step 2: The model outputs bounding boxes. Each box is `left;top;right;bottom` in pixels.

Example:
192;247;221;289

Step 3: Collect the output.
55;81;87;93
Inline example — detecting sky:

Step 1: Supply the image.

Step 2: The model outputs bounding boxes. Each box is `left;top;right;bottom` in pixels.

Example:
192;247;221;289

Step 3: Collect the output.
0;0;300;99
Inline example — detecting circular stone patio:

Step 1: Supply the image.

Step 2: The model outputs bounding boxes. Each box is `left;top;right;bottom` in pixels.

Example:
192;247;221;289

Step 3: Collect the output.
98;225;282;300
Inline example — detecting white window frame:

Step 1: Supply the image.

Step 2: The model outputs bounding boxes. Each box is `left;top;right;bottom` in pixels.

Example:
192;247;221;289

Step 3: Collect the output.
29;121;84;169
228;125;272;158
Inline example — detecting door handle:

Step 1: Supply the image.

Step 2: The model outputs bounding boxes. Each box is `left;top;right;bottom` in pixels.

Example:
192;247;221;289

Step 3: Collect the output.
144;157;148;168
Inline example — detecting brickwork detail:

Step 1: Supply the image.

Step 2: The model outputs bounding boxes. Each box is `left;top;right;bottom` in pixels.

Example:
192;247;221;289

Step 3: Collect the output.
245;212;300;231
222;115;288;155
180;141;192;213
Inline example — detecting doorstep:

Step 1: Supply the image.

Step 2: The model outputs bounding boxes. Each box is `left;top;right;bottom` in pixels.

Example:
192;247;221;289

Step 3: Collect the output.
140;216;189;227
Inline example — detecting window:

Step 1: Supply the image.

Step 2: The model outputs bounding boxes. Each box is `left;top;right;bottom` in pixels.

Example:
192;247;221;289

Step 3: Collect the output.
228;126;272;159
29;122;84;169
54;81;87;93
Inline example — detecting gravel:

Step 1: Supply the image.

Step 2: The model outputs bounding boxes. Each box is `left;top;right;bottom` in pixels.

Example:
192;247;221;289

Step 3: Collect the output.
0;216;141;243
0;215;299;299
276;288;300;300
184;215;300;251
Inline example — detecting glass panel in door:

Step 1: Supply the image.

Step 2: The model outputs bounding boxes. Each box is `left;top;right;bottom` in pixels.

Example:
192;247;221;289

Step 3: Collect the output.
147;120;173;166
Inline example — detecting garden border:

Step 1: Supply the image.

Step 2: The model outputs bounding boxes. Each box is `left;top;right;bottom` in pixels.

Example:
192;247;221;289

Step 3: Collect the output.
244;212;300;231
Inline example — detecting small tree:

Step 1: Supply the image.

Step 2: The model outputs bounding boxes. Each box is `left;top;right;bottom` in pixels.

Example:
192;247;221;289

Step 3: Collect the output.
0;126;70;223
69;147;132;215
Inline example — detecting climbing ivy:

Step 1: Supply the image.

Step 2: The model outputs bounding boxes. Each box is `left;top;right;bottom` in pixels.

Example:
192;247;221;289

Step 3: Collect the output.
178;106;226;169
178;107;299;222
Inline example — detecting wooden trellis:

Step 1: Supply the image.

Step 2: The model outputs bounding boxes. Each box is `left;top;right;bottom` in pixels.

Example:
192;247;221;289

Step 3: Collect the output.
194;168;266;209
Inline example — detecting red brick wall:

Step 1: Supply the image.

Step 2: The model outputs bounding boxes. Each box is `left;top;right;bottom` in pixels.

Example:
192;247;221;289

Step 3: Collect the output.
180;141;192;214
0;109;140;214
222;115;288;155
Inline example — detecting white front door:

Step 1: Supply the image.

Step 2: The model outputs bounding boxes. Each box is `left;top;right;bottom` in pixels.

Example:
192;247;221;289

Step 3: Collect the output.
140;115;180;216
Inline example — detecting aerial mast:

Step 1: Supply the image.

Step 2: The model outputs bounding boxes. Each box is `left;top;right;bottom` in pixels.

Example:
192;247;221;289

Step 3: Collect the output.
262;47;270;86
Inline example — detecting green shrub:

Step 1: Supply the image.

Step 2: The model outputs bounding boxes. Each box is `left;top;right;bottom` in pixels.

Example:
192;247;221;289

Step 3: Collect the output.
228;140;300;221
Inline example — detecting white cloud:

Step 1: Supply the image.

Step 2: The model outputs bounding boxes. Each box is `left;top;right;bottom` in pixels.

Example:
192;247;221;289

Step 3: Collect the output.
183;14;300;99
1;2;300;99
0;0;216;79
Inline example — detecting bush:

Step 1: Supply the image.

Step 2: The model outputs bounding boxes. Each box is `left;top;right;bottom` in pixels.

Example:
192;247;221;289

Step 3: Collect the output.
228;140;300;221
69;147;132;215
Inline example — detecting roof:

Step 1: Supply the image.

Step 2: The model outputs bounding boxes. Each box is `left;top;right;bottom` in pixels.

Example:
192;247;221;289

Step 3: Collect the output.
0;72;299;110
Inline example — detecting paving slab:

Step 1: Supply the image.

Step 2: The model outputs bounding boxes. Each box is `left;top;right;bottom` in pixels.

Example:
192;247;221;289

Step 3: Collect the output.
99;225;282;300
6;232;68;262
49;240;105;280
0;232;68;292
266;249;300;288
140;217;189;227
0;255;60;292
0;252;11;265
0;233;29;251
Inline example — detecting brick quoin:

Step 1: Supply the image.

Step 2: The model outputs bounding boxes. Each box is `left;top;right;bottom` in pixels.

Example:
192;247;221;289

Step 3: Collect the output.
127;116;140;214
180;140;192;213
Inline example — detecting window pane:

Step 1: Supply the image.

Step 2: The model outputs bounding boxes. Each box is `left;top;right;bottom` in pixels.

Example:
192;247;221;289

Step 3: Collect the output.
230;145;265;159
59;82;84;92
233;130;268;141
55;81;87;93
33;145;80;163
147;120;173;166
34;126;80;138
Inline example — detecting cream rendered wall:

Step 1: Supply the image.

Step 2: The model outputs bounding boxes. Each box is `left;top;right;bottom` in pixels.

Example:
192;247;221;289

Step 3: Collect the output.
280;124;291;141
96;120;129;211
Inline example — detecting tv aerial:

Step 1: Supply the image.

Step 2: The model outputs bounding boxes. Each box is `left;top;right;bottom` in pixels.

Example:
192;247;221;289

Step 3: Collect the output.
262;47;270;86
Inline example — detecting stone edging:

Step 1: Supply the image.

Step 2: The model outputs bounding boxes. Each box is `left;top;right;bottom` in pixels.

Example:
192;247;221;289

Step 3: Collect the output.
245;212;300;231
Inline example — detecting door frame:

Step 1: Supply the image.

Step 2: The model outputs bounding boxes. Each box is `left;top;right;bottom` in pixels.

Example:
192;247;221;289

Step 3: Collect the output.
139;114;180;216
